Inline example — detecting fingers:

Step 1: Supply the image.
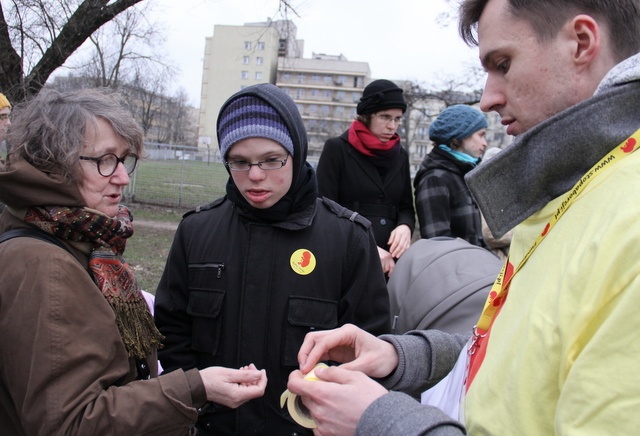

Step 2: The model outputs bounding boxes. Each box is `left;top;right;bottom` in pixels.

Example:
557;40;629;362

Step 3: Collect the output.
297;325;359;373
387;225;412;258
232;367;266;385
200;365;267;407
297;333;331;373
377;246;395;275
288;366;389;435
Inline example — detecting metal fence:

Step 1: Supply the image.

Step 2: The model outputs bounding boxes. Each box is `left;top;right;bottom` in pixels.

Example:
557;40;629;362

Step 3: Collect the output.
124;143;230;210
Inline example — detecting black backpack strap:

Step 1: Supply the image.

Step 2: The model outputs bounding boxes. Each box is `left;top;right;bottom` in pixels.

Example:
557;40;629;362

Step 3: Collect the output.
0;227;69;252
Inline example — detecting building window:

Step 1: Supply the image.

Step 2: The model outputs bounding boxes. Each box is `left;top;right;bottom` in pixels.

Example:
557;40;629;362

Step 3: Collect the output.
255;71;263;80
312;75;321;82
311;89;318;97
257;41;265;50
256;56;264;65
323;90;331;98
244;41;252;50
297;73;305;83
242;56;250;65
296;89;304;99
241;71;249;80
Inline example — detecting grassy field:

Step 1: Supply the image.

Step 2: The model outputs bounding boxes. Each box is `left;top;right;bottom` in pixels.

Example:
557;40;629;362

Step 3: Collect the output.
125;204;185;294
128;159;229;209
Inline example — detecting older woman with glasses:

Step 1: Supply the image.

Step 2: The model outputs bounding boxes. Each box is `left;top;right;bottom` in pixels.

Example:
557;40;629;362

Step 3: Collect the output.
316;79;415;277
0;88;266;435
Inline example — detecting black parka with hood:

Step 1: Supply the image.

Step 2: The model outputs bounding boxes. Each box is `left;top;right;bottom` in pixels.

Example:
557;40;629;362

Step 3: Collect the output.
155;84;390;435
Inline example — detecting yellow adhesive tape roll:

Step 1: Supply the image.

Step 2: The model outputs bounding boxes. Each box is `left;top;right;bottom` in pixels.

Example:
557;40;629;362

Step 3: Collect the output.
280;363;328;428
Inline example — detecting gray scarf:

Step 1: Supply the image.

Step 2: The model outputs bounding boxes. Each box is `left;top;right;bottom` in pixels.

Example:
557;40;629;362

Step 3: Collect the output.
466;71;640;238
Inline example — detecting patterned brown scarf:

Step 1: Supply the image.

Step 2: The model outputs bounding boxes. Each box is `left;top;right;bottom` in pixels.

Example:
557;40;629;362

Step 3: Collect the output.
23;205;164;359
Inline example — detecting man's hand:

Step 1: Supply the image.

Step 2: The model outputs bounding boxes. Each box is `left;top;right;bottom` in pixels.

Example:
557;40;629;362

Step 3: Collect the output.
287;365;388;436
297;324;399;377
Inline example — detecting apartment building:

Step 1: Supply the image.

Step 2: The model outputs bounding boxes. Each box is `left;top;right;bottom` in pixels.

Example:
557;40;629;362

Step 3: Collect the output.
198;19;303;151
276;53;370;161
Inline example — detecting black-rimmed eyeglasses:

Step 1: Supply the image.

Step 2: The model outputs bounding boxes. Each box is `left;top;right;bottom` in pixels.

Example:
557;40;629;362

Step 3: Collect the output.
225;155;289;172
79;153;139;177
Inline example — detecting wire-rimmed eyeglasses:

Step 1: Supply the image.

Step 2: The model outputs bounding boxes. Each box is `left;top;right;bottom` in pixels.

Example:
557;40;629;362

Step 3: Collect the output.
225;155;289;172
79;153;139;177
373;113;404;124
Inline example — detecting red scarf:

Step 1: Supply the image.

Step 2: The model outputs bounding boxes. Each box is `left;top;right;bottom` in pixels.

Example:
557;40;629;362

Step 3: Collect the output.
348;120;400;157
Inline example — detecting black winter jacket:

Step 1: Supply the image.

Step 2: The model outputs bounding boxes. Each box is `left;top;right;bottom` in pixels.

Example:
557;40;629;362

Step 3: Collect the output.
155;84;390;436
316;131;415;250
155;197;390;435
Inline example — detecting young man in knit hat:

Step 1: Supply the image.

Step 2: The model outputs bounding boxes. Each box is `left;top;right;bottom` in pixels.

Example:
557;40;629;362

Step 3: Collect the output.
154;83;390;435
413;104;488;247
316;79;415;277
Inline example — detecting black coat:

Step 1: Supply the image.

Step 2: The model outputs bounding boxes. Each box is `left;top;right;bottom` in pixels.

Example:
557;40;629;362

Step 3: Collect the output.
316;131;415;250
155;197;390;435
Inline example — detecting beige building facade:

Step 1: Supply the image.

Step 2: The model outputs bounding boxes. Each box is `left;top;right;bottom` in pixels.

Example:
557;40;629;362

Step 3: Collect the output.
198;20;291;150
276;53;371;161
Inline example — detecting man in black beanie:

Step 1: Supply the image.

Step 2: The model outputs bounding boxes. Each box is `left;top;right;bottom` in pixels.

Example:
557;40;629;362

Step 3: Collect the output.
316;79;415;277
154;83;390;435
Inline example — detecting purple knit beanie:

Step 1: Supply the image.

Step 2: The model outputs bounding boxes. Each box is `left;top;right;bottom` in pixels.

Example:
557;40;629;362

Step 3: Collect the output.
217;95;294;158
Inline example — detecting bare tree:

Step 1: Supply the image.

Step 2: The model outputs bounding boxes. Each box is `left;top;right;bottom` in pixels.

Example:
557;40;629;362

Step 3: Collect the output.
158;89;198;146
0;0;146;103
71;3;168;89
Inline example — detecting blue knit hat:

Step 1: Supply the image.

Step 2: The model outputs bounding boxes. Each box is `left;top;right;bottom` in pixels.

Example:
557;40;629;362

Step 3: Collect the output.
429;105;488;145
217;95;294;158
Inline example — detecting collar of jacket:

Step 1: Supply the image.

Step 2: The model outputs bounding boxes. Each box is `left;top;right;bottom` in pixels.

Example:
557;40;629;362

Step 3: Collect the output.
424;146;476;174
466;79;640;238
235;197;318;231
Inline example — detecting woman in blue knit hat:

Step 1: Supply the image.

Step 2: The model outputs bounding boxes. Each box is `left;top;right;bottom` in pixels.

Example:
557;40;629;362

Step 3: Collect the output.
155;83;390;436
316;79;416;277
413;104;488;247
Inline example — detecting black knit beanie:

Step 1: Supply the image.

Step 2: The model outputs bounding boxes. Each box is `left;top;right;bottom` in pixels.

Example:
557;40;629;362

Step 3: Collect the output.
356;79;407;115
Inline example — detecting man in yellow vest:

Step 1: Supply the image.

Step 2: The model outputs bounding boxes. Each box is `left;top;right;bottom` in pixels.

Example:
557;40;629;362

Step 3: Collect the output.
287;0;640;434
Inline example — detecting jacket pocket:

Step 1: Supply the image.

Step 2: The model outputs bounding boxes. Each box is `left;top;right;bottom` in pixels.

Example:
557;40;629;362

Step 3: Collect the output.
283;296;338;367
187;262;226;355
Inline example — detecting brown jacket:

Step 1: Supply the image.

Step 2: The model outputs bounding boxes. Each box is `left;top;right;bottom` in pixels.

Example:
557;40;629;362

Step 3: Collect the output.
0;158;206;435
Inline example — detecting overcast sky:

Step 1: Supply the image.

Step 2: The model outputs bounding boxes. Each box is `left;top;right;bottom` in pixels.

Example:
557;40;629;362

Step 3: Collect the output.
151;0;481;107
